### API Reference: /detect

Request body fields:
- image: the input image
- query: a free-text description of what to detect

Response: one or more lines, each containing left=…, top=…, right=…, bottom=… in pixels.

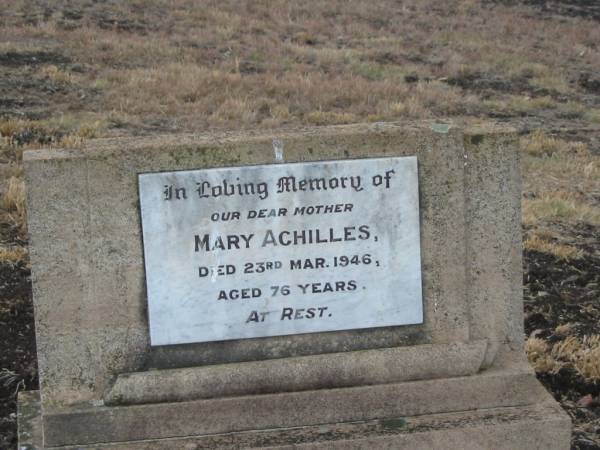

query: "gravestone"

left=19, top=122, right=570, bottom=449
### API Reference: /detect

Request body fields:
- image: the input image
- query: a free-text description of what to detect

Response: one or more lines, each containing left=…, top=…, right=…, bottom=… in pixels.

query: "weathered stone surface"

left=140, top=156, right=423, bottom=345
left=20, top=382, right=570, bottom=449
left=24, top=122, right=518, bottom=411
left=17, top=390, right=43, bottom=450
left=42, top=366, right=547, bottom=447
left=105, top=340, right=487, bottom=405
left=463, top=128, right=525, bottom=367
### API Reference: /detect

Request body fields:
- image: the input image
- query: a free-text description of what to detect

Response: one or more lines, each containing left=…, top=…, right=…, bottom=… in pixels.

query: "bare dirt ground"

left=524, top=225, right=600, bottom=449
left=0, top=1, right=599, bottom=448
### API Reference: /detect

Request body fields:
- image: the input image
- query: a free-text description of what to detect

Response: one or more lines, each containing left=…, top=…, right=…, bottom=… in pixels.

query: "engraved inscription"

left=139, top=156, right=423, bottom=346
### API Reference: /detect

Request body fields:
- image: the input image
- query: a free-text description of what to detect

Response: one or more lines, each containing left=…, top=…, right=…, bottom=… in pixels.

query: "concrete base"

left=19, top=376, right=571, bottom=449
left=19, top=389, right=570, bottom=450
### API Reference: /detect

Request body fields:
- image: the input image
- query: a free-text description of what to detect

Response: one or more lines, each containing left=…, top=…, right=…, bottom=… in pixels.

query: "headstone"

left=19, top=122, right=570, bottom=449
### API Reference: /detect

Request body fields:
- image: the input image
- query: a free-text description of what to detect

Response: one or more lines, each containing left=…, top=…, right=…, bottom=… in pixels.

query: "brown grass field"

left=0, top=1, right=599, bottom=448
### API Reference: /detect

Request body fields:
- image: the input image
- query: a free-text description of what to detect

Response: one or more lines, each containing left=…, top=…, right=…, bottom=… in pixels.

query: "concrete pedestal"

left=20, top=123, right=571, bottom=449
left=18, top=363, right=570, bottom=449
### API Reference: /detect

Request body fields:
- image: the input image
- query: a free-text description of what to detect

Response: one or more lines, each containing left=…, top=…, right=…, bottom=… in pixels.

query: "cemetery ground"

left=0, top=0, right=598, bottom=448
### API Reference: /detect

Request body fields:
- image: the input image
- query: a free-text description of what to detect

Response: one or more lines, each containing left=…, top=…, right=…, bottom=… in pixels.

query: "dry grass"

left=575, top=336, right=600, bottom=381
left=0, top=368, right=25, bottom=394
left=2, top=176, right=26, bottom=229
left=0, top=117, right=105, bottom=154
left=586, top=110, right=600, bottom=124
left=526, top=337, right=560, bottom=374
left=38, top=65, right=74, bottom=85
left=0, top=0, right=598, bottom=132
left=0, top=115, right=104, bottom=238
left=521, top=131, right=600, bottom=228
left=526, top=334, right=600, bottom=382
left=0, top=3, right=596, bottom=256
left=521, top=130, right=590, bottom=158
left=530, top=73, right=572, bottom=95
left=306, top=111, right=356, bottom=126
left=484, top=95, right=559, bottom=116
left=555, top=323, right=576, bottom=337
left=0, top=246, right=28, bottom=266
left=2, top=177, right=25, bottom=212
left=103, top=62, right=473, bottom=127
left=523, top=192, right=600, bottom=226
left=0, top=3, right=596, bottom=233
left=524, top=233, right=583, bottom=260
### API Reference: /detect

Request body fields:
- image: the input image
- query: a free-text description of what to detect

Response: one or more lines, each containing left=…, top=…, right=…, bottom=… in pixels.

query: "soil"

left=524, top=223, right=600, bottom=450
left=489, top=0, right=600, bottom=22
left=0, top=222, right=36, bottom=450
left=0, top=47, right=99, bottom=121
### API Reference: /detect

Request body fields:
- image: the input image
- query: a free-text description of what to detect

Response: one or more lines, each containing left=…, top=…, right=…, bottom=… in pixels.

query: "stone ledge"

left=22, top=120, right=516, bottom=162
left=44, top=366, right=547, bottom=447
left=105, top=340, right=487, bottom=406
left=20, top=387, right=570, bottom=449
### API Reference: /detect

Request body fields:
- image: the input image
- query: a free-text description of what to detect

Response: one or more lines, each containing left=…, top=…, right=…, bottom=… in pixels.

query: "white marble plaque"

left=139, top=156, right=423, bottom=346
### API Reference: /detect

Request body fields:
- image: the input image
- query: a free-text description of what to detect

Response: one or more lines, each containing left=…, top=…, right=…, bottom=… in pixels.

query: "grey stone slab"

left=139, top=156, right=423, bottom=345
left=44, top=367, right=546, bottom=447
left=20, top=389, right=571, bottom=450
left=59, top=399, right=572, bottom=450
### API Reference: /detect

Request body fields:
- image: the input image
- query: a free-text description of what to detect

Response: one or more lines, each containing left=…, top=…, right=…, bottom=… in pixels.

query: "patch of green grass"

left=523, top=194, right=600, bottom=226
left=381, top=418, right=407, bottom=429
left=530, top=73, right=572, bottom=94
left=585, top=109, right=600, bottom=124
left=484, top=95, right=558, bottom=115
left=351, top=62, right=388, bottom=81
left=556, top=101, right=587, bottom=119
